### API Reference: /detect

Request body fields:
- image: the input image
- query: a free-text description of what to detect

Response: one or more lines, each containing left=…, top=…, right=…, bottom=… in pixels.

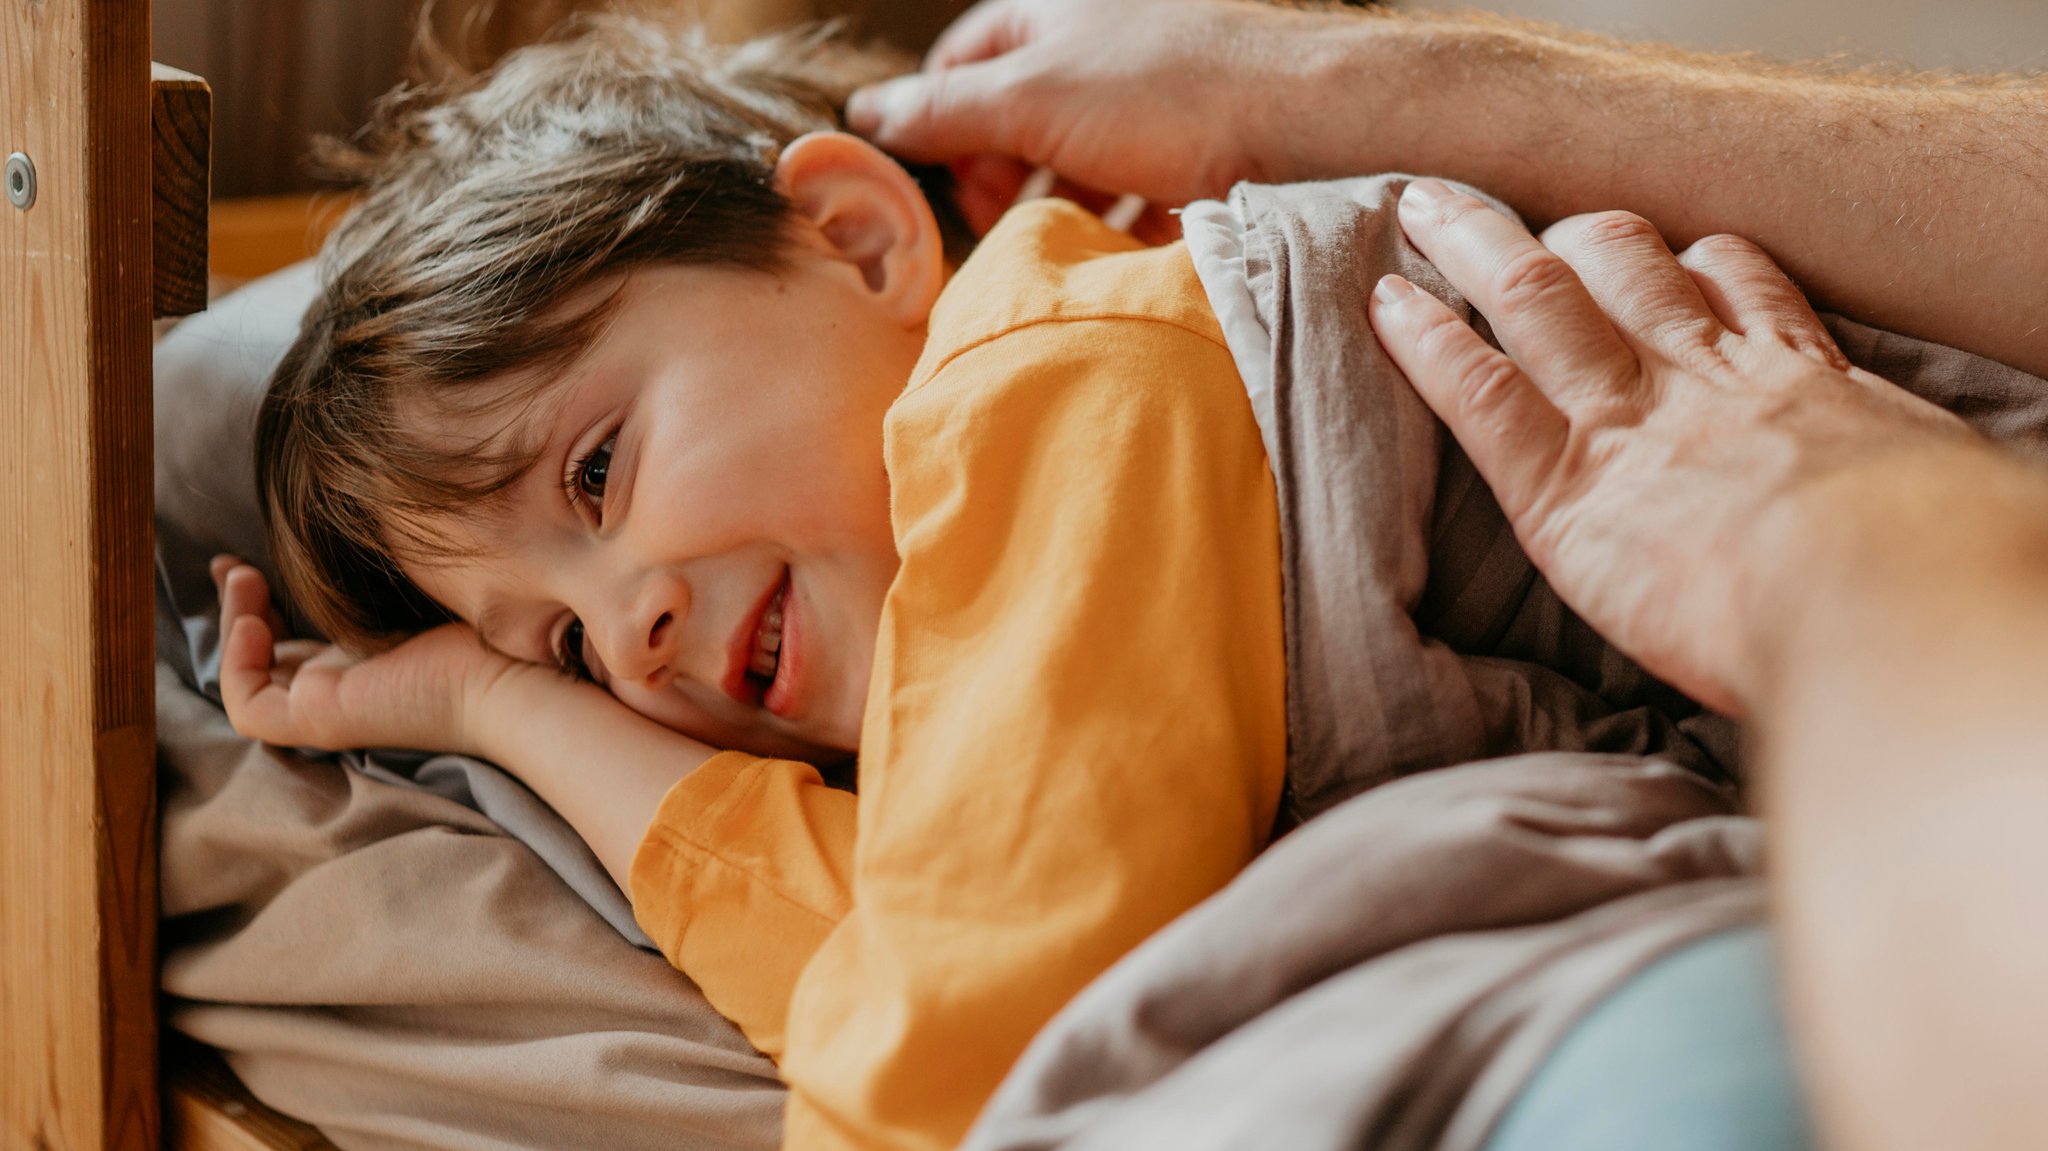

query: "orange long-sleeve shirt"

left=630, top=200, right=1287, bottom=1151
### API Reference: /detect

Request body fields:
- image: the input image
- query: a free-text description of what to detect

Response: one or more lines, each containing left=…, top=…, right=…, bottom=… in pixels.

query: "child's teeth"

left=749, top=585, right=787, bottom=680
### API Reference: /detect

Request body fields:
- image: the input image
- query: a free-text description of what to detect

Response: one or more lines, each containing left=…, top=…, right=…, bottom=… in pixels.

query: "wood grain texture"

left=152, top=62, right=210, bottom=318
left=1, top=2, right=159, bottom=1150
left=163, top=1040, right=337, bottom=1151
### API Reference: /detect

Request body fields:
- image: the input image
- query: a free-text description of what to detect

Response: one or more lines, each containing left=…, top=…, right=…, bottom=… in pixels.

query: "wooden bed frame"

left=2, top=3, right=334, bottom=1148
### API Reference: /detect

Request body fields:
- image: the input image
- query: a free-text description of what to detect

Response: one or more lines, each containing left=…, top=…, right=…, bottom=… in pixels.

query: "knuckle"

left=1657, top=305, right=1729, bottom=350
left=912, top=71, right=955, bottom=124
left=1426, top=188, right=1492, bottom=231
left=1575, top=210, right=1662, bottom=248
left=1458, top=355, right=1527, bottom=424
left=1492, top=247, right=1579, bottom=312
left=1674, top=331, right=1738, bottom=378
left=1682, top=232, right=1764, bottom=267
left=1409, top=306, right=1472, bottom=364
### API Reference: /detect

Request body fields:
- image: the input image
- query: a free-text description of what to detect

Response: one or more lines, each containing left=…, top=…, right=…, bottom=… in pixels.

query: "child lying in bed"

left=220, top=15, right=1286, bottom=1151
left=222, top=11, right=1782, bottom=1150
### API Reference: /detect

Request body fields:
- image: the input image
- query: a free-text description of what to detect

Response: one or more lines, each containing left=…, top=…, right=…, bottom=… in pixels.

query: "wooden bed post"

left=2, top=2, right=160, bottom=1149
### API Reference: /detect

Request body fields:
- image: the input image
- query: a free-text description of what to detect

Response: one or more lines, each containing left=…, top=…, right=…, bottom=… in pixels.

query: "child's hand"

left=212, top=556, right=529, bottom=756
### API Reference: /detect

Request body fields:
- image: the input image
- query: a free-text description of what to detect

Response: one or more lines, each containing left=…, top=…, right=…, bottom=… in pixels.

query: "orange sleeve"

left=775, top=315, right=1288, bottom=1151
left=629, top=750, right=856, bottom=1062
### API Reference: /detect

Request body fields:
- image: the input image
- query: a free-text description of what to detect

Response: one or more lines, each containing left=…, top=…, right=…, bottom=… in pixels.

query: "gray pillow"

left=155, top=259, right=324, bottom=697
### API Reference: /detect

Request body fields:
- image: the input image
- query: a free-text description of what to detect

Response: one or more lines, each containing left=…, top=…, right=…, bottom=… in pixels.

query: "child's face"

left=401, top=133, right=947, bottom=762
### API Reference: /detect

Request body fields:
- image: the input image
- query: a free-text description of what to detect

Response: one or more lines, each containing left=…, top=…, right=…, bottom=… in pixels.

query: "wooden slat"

left=0, top=1, right=159, bottom=1149
left=152, top=62, right=210, bottom=318
left=162, top=1040, right=336, bottom=1151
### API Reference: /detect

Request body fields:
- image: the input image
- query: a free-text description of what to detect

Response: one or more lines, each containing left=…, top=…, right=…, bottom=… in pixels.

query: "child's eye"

left=556, top=617, right=594, bottom=682
left=569, top=432, right=616, bottom=510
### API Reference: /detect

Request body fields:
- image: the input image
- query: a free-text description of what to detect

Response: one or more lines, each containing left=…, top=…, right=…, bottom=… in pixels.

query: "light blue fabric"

left=1484, top=926, right=1815, bottom=1151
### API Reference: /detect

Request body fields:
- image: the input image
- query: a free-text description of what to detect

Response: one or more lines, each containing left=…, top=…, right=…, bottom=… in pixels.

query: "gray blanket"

left=964, top=175, right=2048, bottom=1151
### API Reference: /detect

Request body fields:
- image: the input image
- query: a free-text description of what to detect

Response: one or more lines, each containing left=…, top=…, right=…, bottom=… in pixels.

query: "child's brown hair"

left=259, top=11, right=966, bottom=650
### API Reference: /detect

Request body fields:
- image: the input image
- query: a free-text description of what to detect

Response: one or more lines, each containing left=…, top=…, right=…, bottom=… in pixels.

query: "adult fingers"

left=1540, top=211, right=1728, bottom=365
left=1395, top=180, right=1638, bottom=411
left=1677, top=234, right=1850, bottom=370
left=925, top=0, right=1028, bottom=71
left=847, top=57, right=1027, bottom=165
left=1369, top=272, right=1571, bottom=527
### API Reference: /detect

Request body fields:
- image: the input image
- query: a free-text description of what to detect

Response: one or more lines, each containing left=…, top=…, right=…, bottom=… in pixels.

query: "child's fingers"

left=220, top=563, right=291, bottom=640
left=269, top=640, right=330, bottom=683
left=220, top=565, right=260, bottom=620
left=218, top=612, right=289, bottom=739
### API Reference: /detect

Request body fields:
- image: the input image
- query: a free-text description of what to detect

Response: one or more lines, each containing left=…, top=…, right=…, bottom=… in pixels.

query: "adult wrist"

left=1737, top=443, right=2048, bottom=716
left=1245, top=7, right=1405, bottom=185
left=1252, top=11, right=1545, bottom=187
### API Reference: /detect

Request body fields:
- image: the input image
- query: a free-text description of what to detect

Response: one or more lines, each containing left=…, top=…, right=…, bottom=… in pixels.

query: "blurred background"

left=151, top=0, right=2048, bottom=274
left=153, top=0, right=973, bottom=199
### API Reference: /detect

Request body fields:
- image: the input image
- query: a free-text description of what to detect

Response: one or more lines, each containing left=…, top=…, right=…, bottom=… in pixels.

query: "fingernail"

left=1400, top=178, right=1451, bottom=217
left=1374, top=274, right=1418, bottom=304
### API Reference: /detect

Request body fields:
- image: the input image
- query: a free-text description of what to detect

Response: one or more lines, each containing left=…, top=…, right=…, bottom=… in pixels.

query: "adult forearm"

left=1294, top=14, right=2048, bottom=374
left=1748, top=445, right=2048, bottom=1151
left=864, top=0, right=2044, bottom=366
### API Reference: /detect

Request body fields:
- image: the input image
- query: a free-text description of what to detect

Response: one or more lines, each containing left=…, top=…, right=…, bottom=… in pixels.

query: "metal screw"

left=6, top=153, right=36, bottom=210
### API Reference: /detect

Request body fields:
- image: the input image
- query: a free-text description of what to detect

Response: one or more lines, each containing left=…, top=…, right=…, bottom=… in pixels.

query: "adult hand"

left=1367, top=180, right=1971, bottom=716
left=848, top=0, right=1330, bottom=231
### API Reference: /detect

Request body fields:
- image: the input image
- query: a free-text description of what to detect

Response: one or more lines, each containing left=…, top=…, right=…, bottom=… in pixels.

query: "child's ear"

left=774, top=131, right=945, bottom=328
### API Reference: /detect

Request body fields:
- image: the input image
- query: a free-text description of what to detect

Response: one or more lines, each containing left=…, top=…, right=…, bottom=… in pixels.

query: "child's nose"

left=601, top=578, right=686, bottom=688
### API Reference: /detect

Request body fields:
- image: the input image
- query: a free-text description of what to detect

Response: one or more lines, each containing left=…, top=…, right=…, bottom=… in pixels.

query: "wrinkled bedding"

left=968, top=756, right=1763, bottom=1151
left=962, top=175, right=2048, bottom=1151
left=159, top=664, right=785, bottom=1151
